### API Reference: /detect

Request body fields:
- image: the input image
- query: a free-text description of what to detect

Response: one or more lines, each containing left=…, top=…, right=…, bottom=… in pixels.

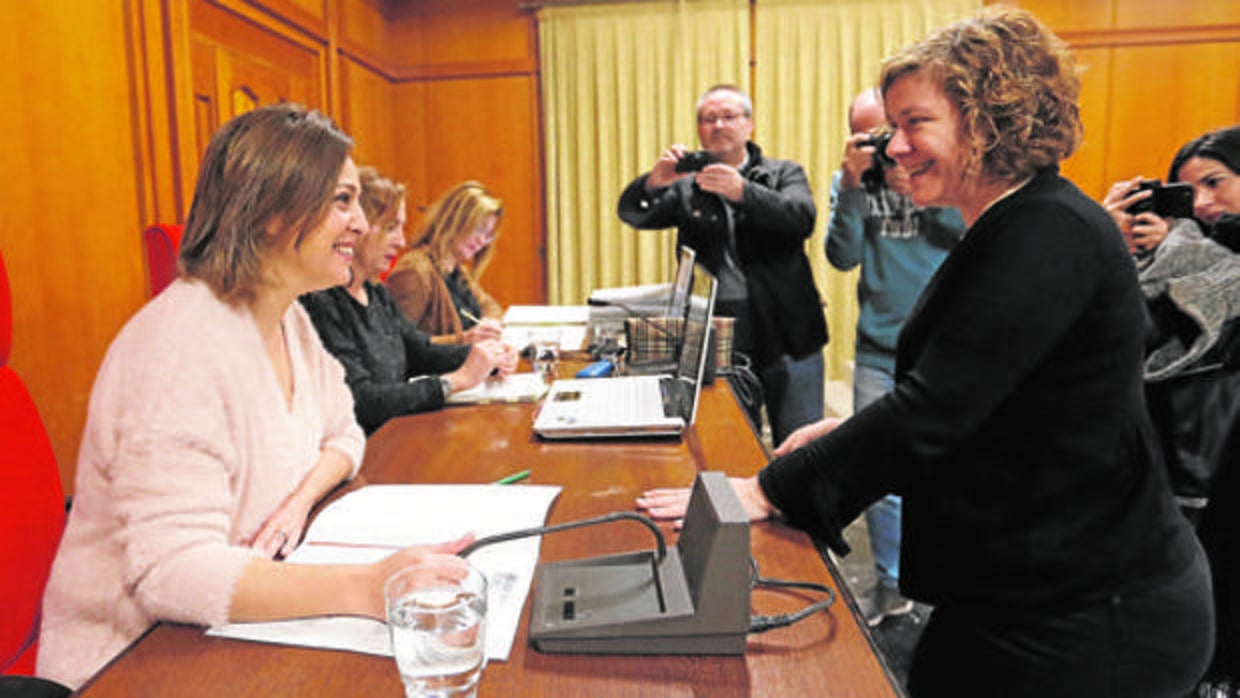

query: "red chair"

left=142, top=223, right=183, bottom=297
left=0, top=248, right=69, bottom=693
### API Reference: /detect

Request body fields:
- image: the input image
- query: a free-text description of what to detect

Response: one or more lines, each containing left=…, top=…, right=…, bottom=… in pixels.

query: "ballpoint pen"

left=460, top=308, right=483, bottom=325
left=493, top=469, right=531, bottom=485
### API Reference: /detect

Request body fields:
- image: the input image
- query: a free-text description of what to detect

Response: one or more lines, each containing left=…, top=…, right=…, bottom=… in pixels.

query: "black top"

left=445, top=269, right=483, bottom=330
left=760, top=167, right=1196, bottom=614
left=299, top=282, right=470, bottom=434
left=617, top=141, right=827, bottom=365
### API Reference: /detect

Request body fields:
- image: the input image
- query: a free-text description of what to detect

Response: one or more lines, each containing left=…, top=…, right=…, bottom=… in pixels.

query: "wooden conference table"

left=76, top=370, right=902, bottom=697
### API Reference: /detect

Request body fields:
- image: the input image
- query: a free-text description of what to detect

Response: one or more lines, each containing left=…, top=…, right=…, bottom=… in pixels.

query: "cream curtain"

left=539, top=1, right=749, bottom=303
left=539, top=0, right=979, bottom=379
left=754, top=0, right=979, bottom=378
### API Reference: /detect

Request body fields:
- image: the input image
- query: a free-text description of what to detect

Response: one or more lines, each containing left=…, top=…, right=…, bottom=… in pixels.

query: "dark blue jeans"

left=757, top=349, right=823, bottom=446
left=908, top=539, right=1214, bottom=698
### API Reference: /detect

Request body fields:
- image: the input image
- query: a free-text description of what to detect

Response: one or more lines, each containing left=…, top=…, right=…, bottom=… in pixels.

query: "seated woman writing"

left=299, top=167, right=516, bottom=435
left=386, top=181, right=506, bottom=344
left=38, top=104, right=472, bottom=691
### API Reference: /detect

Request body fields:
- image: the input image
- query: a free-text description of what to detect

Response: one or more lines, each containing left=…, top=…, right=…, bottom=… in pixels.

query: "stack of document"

left=208, top=483, right=561, bottom=661
left=501, top=306, right=589, bottom=351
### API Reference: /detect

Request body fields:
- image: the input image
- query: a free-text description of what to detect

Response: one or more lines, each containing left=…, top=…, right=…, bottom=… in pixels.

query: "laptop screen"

left=675, top=262, right=717, bottom=383
left=665, top=246, right=696, bottom=321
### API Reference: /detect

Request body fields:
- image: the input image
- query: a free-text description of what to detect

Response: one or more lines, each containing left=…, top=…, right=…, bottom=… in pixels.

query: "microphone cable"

left=458, top=511, right=667, bottom=562
left=718, top=351, right=764, bottom=430
left=458, top=510, right=836, bottom=636
left=746, top=556, right=837, bottom=634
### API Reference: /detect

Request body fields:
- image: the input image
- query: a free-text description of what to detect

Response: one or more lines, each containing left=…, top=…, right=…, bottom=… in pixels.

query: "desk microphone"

left=459, top=472, right=835, bottom=655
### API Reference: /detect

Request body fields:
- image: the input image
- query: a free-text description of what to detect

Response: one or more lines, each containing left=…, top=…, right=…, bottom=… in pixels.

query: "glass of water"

left=385, top=558, right=488, bottom=698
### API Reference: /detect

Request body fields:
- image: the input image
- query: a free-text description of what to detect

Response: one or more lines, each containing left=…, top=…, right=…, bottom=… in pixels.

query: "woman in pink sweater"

left=37, top=104, right=471, bottom=689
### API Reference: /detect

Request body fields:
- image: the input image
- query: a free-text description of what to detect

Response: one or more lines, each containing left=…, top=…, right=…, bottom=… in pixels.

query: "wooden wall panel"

left=1113, top=0, right=1239, bottom=31
left=411, top=76, right=546, bottom=306
left=387, top=0, right=537, bottom=79
left=339, top=57, right=400, bottom=176
left=338, top=0, right=394, bottom=67
left=0, top=1, right=148, bottom=484
left=391, top=81, right=430, bottom=210
left=1009, top=0, right=1240, bottom=199
left=1059, top=47, right=1112, bottom=198
left=243, top=0, right=328, bottom=36
left=1103, top=42, right=1240, bottom=183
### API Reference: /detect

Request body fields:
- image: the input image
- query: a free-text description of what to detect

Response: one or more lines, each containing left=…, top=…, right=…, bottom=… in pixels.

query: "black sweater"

left=760, top=167, right=1196, bottom=614
left=300, top=282, right=470, bottom=434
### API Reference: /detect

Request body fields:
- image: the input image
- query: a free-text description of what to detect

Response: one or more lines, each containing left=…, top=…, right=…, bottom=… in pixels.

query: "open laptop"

left=534, top=262, right=717, bottom=439
left=623, top=245, right=696, bottom=374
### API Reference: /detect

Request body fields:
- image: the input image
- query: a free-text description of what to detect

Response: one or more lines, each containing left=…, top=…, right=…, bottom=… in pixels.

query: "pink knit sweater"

left=37, top=279, right=365, bottom=689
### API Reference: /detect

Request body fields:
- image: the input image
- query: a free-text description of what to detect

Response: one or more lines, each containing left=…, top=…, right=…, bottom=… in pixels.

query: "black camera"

left=860, top=131, right=895, bottom=192
left=1125, top=180, right=1194, bottom=219
left=674, top=150, right=717, bottom=173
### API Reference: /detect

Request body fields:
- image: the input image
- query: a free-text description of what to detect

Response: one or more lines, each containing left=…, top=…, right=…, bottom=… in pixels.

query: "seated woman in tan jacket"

left=387, top=181, right=505, bottom=344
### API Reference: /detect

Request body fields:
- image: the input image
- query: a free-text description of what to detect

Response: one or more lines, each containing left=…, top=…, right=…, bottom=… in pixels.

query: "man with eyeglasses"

left=617, top=83, right=827, bottom=445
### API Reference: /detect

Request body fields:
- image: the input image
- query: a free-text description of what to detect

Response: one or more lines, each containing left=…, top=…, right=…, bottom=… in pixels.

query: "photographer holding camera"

left=617, top=84, right=828, bottom=445
left=1104, top=125, right=1240, bottom=696
left=806, top=87, right=965, bottom=628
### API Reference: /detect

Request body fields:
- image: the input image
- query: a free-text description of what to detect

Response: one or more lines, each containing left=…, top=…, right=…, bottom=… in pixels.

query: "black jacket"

left=617, top=142, right=827, bottom=365
left=760, top=167, right=1196, bottom=614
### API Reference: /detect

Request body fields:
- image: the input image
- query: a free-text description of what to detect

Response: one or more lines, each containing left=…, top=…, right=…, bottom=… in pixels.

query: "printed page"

left=207, top=484, right=561, bottom=661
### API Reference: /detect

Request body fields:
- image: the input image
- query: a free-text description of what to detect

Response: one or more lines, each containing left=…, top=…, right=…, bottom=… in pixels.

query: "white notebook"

left=446, top=372, right=549, bottom=405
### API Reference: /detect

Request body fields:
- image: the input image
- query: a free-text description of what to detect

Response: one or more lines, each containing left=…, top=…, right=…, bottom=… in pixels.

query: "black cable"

left=719, top=351, right=764, bottom=431
left=458, top=511, right=668, bottom=562
left=746, top=556, right=836, bottom=634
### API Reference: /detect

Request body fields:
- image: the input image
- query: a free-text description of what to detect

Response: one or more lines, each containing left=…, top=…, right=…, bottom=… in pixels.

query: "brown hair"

left=178, top=103, right=353, bottom=304
left=880, top=6, right=1082, bottom=185
left=411, top=181, right=503, bottom=278
left=357, top=166, right=407, bottom=233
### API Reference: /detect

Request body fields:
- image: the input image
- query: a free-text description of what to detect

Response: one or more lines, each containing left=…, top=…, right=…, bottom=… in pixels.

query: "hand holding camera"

left=859, top=130, right=896, bottom=193
left=1102, top=177, right=1193, bottom=254
left=842, top=130, right=895, bottom=191
left=646, top=145, right=695, bottom=189
left=1124, top=180, right=1194, bottom=219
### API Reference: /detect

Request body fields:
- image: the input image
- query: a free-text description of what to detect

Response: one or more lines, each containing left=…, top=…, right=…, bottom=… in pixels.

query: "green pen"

left=493, top=469, right=531, bottom=485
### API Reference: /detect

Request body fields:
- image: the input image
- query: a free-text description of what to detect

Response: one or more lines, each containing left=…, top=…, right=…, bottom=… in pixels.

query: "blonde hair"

left=880, top=6, right=1082, bottom=185
left=179, top=103, right=352, bottom=304
left=412, top=181, right=503, bottom=277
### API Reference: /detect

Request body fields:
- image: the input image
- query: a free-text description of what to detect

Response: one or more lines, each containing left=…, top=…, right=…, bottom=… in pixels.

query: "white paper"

left=502, top=305, right=591, bottom=326
left=207, top=484, right=561, bottom=662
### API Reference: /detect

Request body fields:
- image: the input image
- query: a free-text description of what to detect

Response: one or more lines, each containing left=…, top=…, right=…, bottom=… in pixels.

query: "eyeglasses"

left=470, top=224, right=497, bottom=243
left=697, top=112, right=747, bottom=126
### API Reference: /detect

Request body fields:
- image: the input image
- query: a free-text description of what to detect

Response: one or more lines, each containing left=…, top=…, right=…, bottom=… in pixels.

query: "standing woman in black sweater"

left=639, top=8, right=1213, bottom=697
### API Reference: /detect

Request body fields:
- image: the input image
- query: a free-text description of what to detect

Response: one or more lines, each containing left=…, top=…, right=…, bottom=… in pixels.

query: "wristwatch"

left=438, top=375, right=453, bottom=398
